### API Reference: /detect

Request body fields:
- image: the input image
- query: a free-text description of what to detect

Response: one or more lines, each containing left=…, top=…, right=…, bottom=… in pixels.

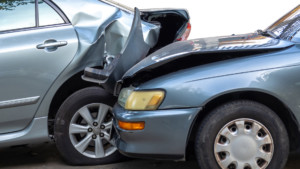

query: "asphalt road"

left=0, top=143, right=298, bottom=169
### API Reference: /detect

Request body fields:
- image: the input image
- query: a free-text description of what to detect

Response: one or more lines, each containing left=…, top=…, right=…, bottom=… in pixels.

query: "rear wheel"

left=194, top=100, right=289, bottom=169
left=54, top=87, right=123, bottom=165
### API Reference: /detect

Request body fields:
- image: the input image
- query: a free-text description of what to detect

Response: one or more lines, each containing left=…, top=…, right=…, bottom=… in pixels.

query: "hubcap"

left=214, top=118, right=274, bottom=169
left=69, top=103, right=117, bottom=158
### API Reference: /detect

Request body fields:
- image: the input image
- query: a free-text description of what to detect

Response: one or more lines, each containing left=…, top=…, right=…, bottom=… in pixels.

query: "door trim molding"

left=0, top=96, right=40, bottom=109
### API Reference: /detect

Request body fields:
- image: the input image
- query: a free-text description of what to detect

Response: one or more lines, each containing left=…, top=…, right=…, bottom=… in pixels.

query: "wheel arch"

left=186, top=90, right=300, bottom=156
left=48, top=71, right=98, bottom=135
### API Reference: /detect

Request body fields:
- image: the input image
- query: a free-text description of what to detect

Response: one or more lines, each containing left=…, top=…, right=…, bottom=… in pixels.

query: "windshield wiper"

left=257, top=29, right=279, bottom=39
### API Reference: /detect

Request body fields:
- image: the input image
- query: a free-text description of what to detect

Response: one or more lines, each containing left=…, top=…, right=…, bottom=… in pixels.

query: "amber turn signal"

left=118, top=121, right=145, bottom=130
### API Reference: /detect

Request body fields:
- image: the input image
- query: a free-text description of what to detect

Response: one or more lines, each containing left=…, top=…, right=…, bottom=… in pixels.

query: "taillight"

left=177, top=22, right=191, bottom=41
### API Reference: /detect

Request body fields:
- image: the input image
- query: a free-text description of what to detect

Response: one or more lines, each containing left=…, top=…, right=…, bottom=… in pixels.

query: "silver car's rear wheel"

left=214, top=118, right=274, bottom=169
left=69, top=103, right=117, bottom=159
left=55, top=87, right=123, bottom=165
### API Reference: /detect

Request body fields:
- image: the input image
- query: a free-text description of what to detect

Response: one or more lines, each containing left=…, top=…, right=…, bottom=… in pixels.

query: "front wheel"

left=195, top=100, right=289, bottom=169
left=54, top=87, right=123, bottom=165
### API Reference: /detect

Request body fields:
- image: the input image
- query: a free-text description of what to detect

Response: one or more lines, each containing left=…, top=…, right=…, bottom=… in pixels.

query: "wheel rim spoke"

left=257, top=149, right=272, bottom=162
left=95, top=137, right=105, bottom=158
left=257, top=135, right=272, bottom=147
left=96, top=104, right=109, bottom=124
left=236, top=161, right=244, bottom=169
left=103, top=120, right=113, bottom=130
left=215, top=143, right=230, bottom=153
left=251, top=122, right=262, bottom=137
left=235, top=120, right=245, bottom=134
left=69, top=124, right=89, bottom=134
left=219, top=156, right=234, bottom=168
left=78, top=106, right=94, bottom=126
left=249, top=159, right=260, bottom=169
left=220, top=127, right=235, bottom=140
left=75, top=133, right=93, bottom=153
left=103, top=131, right=111, bottom=141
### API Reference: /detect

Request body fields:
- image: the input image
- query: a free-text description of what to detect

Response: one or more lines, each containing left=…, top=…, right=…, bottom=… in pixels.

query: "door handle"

left=36, top=40, right=68, bottom=49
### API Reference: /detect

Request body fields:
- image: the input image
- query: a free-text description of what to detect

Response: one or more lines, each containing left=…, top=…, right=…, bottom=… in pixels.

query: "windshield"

left=266, top=5, right=300, bottom=41
left=100, top=0, right=134, bottom=13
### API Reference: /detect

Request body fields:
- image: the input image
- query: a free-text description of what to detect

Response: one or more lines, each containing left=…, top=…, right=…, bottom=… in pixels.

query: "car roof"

left=51, top=0, right=132, bottom=23
left=51, top=0, right=107, bottom=22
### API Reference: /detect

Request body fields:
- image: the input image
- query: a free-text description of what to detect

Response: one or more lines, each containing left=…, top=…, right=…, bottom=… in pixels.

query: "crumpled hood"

left=122, top=33, right=294, bottom=79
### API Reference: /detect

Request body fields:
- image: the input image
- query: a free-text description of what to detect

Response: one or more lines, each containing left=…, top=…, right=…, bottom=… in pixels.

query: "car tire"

left=194, top=100, right=289, bottom=169
left=54, top=86, right=124, bottom=165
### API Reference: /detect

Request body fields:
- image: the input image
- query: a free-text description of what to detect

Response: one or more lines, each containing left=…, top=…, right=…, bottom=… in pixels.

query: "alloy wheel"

left=69, top=103, right=117, bottom=158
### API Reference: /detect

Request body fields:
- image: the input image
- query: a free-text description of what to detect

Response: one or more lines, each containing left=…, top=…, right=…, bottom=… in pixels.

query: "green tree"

left=0, top=0, right=35, bottom=10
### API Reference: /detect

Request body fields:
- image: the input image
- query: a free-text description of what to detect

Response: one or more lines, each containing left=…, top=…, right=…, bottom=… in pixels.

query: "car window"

left=0, top=0, right=36, bottom=32
left=38, top=0, right=64, bottom=26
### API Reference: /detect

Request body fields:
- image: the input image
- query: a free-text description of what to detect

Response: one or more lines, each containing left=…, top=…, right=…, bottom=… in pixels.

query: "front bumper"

left=113, top=104, right=201, bottom=160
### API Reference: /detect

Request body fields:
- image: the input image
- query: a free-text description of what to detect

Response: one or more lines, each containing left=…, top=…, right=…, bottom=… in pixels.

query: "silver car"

left=0, top=0, right=190, bottom=165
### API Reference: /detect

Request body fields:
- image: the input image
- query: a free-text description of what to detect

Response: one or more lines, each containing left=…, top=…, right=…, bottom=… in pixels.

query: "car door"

left=0, top=0, right=78, bottom=133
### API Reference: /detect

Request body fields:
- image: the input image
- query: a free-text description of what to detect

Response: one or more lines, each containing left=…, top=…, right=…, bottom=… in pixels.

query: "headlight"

left=118, top=87, right=165, bottom=110
left=118, top=87, right=134, bottom=108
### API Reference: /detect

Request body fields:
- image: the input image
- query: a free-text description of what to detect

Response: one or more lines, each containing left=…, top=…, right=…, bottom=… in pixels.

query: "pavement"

left=0, top=143, right=298, bottom=169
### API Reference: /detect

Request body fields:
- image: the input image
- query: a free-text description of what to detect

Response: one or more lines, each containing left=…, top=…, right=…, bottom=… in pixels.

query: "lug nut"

left=93, top=122, right=98, bottom=126
left=88, top=128, right=93, bottom=132
left=100, top=133, right=104, bottom=137
left=92, top=135, right=97, bottom=139
left=100, top=125, right=105, bottom=129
